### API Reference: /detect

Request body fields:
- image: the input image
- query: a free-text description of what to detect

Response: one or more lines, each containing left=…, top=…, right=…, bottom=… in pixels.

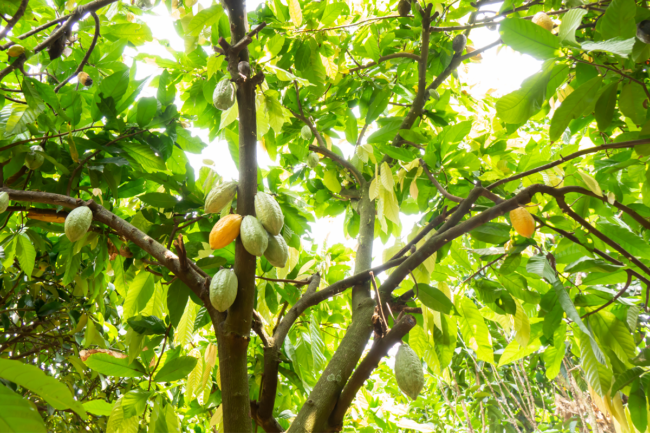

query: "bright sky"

left=128, top=0, right=542, bottom=267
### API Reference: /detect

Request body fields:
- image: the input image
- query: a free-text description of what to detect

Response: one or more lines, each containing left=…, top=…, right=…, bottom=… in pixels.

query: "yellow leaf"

left=513, top=300, right=530, bottom=348
left=320, top=54, right=338, bottom=79
left=288, top=0, right=302, bottom=27
left=578, top=171, right=602, bottom=197
left=380, top=162, right=394, bottom=191
left=369, top=178, right=379, bottom=201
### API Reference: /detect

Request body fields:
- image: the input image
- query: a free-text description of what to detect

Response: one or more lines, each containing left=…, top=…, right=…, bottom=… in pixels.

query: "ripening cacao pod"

left=213, top=78, right=235, bottom=111
left=240, top=215, right=268, bottom=256
left=25, top=145, right=44, bottom=170
left=205, top=181, right=238, bottom=214
left=452, top=34, right=466, bottom=54
left=209, top=269, right=238, bottom=312
left=510, top=207, right=535, bottom=238
left=532, top=12, right=554, bottom=31
left=264, top=232, right=289, bottom=268
left=254, top=192, right=284, bottom=236
left=307, top=152, right=319, bottom=169
left=78, top=71, right=93, bottom=86
left=0, top=192, right=9, bottom=213
left=209, top=214, right=242, bottom=249
left=301, top=125, right=312, bottom=141
left=65, top=206, right=93, bottom=242
left=394, top=344, right=424, bottom=400
left=7, top=45, right=25, bottom=57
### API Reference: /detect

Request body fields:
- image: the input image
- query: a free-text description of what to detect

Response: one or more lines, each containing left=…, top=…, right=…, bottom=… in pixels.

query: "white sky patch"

left=131, top=1, right=543, bottom=266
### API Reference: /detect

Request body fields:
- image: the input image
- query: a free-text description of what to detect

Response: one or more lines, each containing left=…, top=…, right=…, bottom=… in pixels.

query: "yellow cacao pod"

left=394, top=344, right=424, bottom=400
left=532, top=12, right=554, bottom=31
left=264, top=232, right=289, bottom=268
left=209, top=214, right=242, bottom=249
left=65, top=206, right=93, bottom=242
left=0, top=192, right=9, bottom=213
left=205, top=181, right=238, bottom=214
left=510, top=207, right=535, bottom=238
left=209, top=269, right=238, bottom=312
left=7, top=45, right=25, bottom=57
left=78, top=71, right=93, bottom=86
left=254, top=192, right=284, bottom=236
left=240, top=215, right=268, bottom=256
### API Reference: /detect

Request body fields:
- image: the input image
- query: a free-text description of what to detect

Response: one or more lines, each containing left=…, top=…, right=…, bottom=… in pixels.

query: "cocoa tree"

left=1, top=0, right=650, bottom=432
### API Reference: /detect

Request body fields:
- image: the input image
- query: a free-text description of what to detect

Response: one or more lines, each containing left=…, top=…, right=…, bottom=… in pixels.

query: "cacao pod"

left=205, top=181, right=238, bottom=214
left=307, top=152, right=319, bottom=169
left=7, top=45, right=25, bottom=57
left=25, top=145, right=44, bottom=170
left=428, top=89, right=440, bottom=100
left=209, top=214, right=242, bottom=249
left=532, top=12, right=554, bottom=31
left=510, top=207, right=535, bottom=238
left=0, top=192, right=8, bottom=213
left=254, top=192, right=284, bottom=236
left=240, top=215, right=268, bottom=256
left=638, top=20, right=650, bottom=44
left=397, top=0, right=411, bottom=17
left=264, top=232, right=289, bottom=268
left=394, top=344, right=424, bottom=400
left=209, top=269, right=238, bottom=312
left=452, top=34, right=466, bottom=54
left=301, top=125, right=312, bottom=141
left=65, top=206, right=93, bottom=242
left=135, top=0, right=153, bottom=10
left=213, top=78, right=235, bottom=111
left=78, top=71, right=93, bottom=86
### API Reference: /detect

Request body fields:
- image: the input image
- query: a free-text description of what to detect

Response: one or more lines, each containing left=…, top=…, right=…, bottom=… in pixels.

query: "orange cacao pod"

left=209, top=214, right=242, bottom=249
left=510, top=207, right=535, bottom=238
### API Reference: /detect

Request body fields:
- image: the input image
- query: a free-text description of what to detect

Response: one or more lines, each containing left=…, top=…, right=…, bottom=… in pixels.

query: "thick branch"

left=308, top=143, right=364, bottom=185
left=0, top=16, right=67, bottom=51
left=328, top=315, right=417, bottom=428
left=54, top=12, right=100, bottom=93
left=419, top=158, right=462, bottom=202
left=0, top=0, right=29, bottom=41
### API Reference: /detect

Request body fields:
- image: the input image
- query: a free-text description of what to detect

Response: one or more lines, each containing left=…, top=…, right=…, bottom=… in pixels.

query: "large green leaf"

left=558, top=9, right=588, bottom=46
left=549, top=76, right=602, bottom=141
left=153, top=356, right=198, bottom=382
left=458, top=298, right=494, bottom=364
left=417, top=284, right=458, bottom=315
left=499, top=18, right=560, bottom=59
left=0, top=384, right=46, bottom=433
left=84, top=353, right=146, bottom=378
left=0, top=359, right=86, bottom=419
left=469, top=222, right=511, bottom=244
left=596, top=0, right=636, bottom=40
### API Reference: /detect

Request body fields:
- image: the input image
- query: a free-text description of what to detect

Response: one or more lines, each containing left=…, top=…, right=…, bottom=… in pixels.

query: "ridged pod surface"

left=264, top=232, right=289, bottom=268
left=240, top=215, right=268, bottom=256
left=254, top=192, right=284, bottom=236
left=25, top=145, right=44, bottom=170
left=213, top=78, right=235, bottom=110
left=65, top=206, right=93, bottom=242
left=0, top=192, right=9, bottom=213
left=307, top=152, right=319, bottom=169
left=394, top=344, right=424, bottom=400
left=209, top=269, right=238, bottom=312
left=301, top=125, right=312, bottom=140
left=510, top=207, right=535, bottom=238
left=209, top=214, right=243, bottom=249
left=205, top=181, right=238, bottom=214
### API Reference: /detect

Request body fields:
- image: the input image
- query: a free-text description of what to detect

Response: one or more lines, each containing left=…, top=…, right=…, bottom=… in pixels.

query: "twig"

left=0, top=126, right=103, bottom=153
left=55, top=12, right=100, bottom=93
left=0, top=0, right=29, bottom=40
left=369, top=271, right=388, bottom=334
left=255, top=275, right=310, bottom=286
left=295, top=15, right=411, bottom=33
left=582, top=271, right=633, bottom=318
left=148, top=323, right=172, bottom=391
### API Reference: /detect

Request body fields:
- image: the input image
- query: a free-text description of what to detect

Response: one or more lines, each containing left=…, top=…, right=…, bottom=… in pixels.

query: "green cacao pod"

left=301, top=125, right=312, bottom=141
left=307, top=152, right=319, bottom=169
left=264, top=232, right=289, bottom=268
left=205, top=181, right=238, bottom=214
left=25, top=145, right=44, bottom=170
left=394, top=344, right=424, bottom=400
left=240, top=215, right=268, bottom=256
left=213, top=78, right=235, bottom=111
left=0, top=192, right=9, bottom=213
left=209, top=269, right=238, bottom=312
left=135, top=0, right=153, bottom=9
left=7, top=45, right=25, bottom=57
left=254, top=192, right=284, bottom=236
left=65, top=206, right=93, bottom=242
left=428, top=89, right=440, bottom=100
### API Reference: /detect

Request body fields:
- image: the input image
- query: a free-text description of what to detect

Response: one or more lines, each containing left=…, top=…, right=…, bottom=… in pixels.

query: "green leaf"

left=15, top=233, right=35, bottom=281
left=499, top=254, right=521, bottom=275
left=83, top=400, right=115, bottom=416
left=136, top=97, right=158, bottom=128
left=549, top=76, right=602, bottom=141
left=564, top=257, right=623, bottom=273
left=499, top=18, right=560, bottom=59
left=558, top=8, right=588, bottom=46
left=597, top=220, right=650, bottom=260
left=121, top=389, right=152, bottom=418
left=611, top=367, right=644, bottom=394
left=619, top=81, right=647, bottom=125
left=0, top=384, right=46, bottom=433
left=595, top=81, right=619, bottom=131
left=596, top=0, right=636, bottom=40
left=167, top=279, right=190, bottom=328
left=496, top=65, right=553, bottom=124
left=122, top=271, right=156, bottom=320
left=365, top=89, right=390, bottom=124
left=323, top=169, right=342, bottom=193
left=469, top=222, right=511, bottom=244
left=120, top=141, right=167, bottom=172
left=139, top=192, right=178, bottom=209
left=0, top=359, right=87, bottom=419
left=578, top=330, right=608, bottom=395
left=629, top=379, right=648, bottom=432
left=187, top=5, right=222, bottom=36
left=417, top=284, right=458, bottom=315
left=458, top=297, right=494, bottom=364
left=127, top=315, right=167, bottom=335
left=84, top=353, right=145, bottom=378
left=153, top=356, right=199, bottom=382
left=582, top=38, right=636, bottom=57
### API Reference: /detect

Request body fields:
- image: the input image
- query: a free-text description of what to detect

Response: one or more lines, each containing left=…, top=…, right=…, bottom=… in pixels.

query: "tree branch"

left=0, top=0, right=29, bottom=41
left=419, top=158, right=462, bottom=202
left=54, top=12, right=100, bottom=93
left=347, top=52, right=421, bottom=72
left=582, top=271, right=633, bottom=318
left=308, top=143, right=364, bottom=185
left=0, top=126, right=103, bottom=153
left=295, top=15, right=412, bottom=33
left=328, top=315, right=417, bottom=429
